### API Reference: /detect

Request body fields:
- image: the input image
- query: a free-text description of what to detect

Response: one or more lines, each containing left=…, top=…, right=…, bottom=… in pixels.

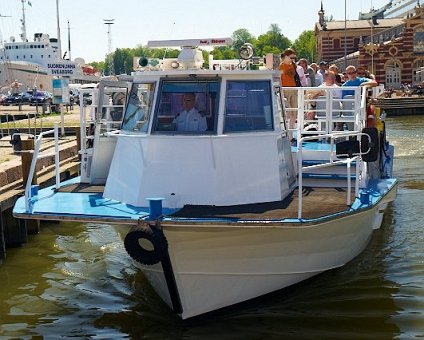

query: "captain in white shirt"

left=174, top=93, right=207, bottom=132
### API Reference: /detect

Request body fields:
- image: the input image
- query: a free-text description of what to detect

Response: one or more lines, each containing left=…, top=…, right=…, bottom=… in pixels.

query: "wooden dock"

left=376, top=95, right=424, bottom=115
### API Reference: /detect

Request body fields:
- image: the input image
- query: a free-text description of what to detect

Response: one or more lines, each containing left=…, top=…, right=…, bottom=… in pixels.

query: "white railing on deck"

left=281, top=86, right=368, bottom=139
left=297, top=131, right=371, bottom=219
left=24, top=124, right=60, bottom=212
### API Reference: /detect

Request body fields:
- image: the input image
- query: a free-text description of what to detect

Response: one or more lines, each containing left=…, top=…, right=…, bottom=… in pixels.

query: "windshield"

left=121, top=82, right=155, bottom=132
left=152, top=79, right=220, bottom=134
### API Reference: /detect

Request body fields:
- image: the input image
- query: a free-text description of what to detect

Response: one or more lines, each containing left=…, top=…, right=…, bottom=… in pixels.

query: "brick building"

left=315, top=2, right=424, bottom=88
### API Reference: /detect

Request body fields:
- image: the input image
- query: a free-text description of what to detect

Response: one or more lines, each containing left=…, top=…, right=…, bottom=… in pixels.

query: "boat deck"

left=13, top=177, right=398, bottom=225
left=171, top=187, right=354, bottom=220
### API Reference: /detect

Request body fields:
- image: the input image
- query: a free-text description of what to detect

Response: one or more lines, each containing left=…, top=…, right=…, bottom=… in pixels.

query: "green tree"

left=210, top=46, right=237, bottom=61
left=89, top=61, right=105, bottom=74
left=231, top=28, right=256, bottom=52
left=255, top=24, right=291, bottom=56
left=113, top=48, right=134, bottom=75
left=292, top=30, right=316, bottom=63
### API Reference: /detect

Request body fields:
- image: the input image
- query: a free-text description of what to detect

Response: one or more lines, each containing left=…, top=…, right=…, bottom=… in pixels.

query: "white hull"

left=120, top=194, right=394, bottom=319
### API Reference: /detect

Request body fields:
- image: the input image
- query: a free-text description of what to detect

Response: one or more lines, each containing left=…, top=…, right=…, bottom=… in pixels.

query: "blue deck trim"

left=302, top=160, right=356, bottom=167
left=13, top=176, right=398, bottom=225
left=13, top=177, right=177, bottom=222
left=302, top=173, right=356, bottom=179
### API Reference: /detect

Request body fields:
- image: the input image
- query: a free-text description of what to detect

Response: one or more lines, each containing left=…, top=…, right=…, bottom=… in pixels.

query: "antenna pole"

left=67, top=20, right=71, bottom=60
left=20, top=0, right=27, bottom=42
left=104, top=19, right=115, bottom=75
left=56, top=0, right=62, bottom=59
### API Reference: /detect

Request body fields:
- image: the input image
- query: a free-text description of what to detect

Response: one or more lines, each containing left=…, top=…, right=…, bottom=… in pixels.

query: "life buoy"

left=366, top=104, right=376, bottom=128
left=124, top=225, right=168, bottom=265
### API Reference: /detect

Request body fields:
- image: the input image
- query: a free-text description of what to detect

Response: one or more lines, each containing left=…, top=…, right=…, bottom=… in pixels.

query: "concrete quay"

left=0, top=105, right=82, bottom=262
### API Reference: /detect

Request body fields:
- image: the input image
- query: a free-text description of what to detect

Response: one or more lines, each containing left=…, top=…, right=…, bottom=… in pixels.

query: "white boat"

left=0, top=0, right=99, bottom=93
left=13, top=37, right=397, bottom=320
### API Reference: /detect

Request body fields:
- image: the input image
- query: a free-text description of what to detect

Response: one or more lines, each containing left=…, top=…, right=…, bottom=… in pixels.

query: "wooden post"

left=0, top=210, right=6, bottom=261
left=20, top=139, right=40, bottom=234
left=75, top=127, right=81, bottom=160
left=21, top=139, right=37, bottom=186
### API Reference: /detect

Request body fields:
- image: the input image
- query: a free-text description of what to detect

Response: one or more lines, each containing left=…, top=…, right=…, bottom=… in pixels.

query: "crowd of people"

left=279, top=47, right=377, bottom=91
left=279, top=47, right=378, bottom=142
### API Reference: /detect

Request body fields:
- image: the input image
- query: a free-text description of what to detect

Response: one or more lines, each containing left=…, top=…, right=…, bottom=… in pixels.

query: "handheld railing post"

left=297, top=138, right=304, bottom=219
left=296, top=132, right=369, bottom=219
left=24, top=125, right=60, bottom=212
left=54, top=124, right=60, bottom=189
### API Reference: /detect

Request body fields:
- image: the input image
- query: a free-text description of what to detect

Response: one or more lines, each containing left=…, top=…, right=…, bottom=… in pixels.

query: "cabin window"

left=121, top=82, right=155, bottom=132
left=152, top=79, right=219, bottom=134
left=224, top=80, right=274, bottom=132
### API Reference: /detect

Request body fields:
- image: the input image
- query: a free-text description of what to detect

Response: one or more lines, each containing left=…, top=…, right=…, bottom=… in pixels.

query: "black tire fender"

left=124, top=225, right=168, bottom=265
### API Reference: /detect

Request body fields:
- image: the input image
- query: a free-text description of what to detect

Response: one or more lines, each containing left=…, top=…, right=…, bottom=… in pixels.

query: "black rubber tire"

left=124, top=226, right=167, bottom=265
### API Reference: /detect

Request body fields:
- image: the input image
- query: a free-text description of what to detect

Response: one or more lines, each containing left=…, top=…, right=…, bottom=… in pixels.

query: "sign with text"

left=52, top=78, right=70, bottom=104
left=47, top=62, right=77, bottom=76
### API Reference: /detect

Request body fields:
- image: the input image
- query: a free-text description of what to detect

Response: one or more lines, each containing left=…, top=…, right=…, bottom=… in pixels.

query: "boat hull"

left=117, top=189, right=395, bottom=319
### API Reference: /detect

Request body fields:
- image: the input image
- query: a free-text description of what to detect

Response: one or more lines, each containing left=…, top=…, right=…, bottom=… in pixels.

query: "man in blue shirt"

left=342, top=65, right=378, bottom=97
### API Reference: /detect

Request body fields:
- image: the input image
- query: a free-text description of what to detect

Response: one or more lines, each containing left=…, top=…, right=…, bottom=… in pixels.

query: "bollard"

left=147, top=198, right=164, bottom=219
left=360, top=191, right=370, bottom=205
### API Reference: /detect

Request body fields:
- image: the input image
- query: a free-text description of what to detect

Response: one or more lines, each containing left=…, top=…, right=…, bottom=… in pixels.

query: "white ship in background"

left=0, top=0, right=100, bottom=93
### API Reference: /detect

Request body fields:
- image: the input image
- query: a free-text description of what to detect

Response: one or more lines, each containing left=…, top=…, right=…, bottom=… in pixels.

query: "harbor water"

left=0, top=116, right=423, bottom=339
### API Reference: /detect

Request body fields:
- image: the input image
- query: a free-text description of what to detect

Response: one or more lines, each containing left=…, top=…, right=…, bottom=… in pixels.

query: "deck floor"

left=57, top=183, right=105, bottom=193
left=56, top=184, right=354, bottom=220
left=172, top=187, right=355, bottom=220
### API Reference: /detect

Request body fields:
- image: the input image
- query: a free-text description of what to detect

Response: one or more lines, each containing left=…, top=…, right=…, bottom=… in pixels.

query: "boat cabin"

left=75, top=38, right=381, bottom=212
left=92, top=68, right=297, bottom=209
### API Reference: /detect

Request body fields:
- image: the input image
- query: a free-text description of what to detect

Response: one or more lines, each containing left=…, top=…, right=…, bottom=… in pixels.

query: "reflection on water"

left=0, top=116, right=423, bottom=338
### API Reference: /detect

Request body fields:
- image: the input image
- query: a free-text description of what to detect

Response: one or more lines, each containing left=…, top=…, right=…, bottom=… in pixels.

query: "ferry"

left=0, top=0, right=99, bottom=93
left=13, top=37, right=397, bottom=319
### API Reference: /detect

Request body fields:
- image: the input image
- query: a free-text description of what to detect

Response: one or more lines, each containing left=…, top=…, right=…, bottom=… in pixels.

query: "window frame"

left=151, top=77, right=221, bottom=135
left=224, top=79, right=274, bottom=133
left=121, top=82, right=156, bottom=133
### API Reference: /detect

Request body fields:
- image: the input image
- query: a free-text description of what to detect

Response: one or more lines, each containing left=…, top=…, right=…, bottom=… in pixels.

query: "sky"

left=0, top=0, right=394, bottom=63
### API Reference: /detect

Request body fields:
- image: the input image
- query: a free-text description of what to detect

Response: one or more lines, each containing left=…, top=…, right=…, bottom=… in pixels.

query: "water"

left=0, top=116, right=423, bottom=339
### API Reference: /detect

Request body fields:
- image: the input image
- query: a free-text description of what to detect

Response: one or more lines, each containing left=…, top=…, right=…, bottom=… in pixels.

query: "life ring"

left=124, top=225, right=168, bottom=265
left=366, top=104, right=376, bottom=128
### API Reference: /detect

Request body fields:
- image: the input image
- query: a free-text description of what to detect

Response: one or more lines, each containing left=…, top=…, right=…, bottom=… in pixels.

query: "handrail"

left=297, top=131, right=371, bottom=219
left=24, top=123, right=59, bottom=212
left=281, top=86, right=366, bottom=140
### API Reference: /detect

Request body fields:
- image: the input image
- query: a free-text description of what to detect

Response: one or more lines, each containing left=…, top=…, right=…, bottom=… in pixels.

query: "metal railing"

left=24, top=123, right=60, bottom=212
left=280, top=86, right=369, bottom=140
left=297, top=131, right=371, bottom=219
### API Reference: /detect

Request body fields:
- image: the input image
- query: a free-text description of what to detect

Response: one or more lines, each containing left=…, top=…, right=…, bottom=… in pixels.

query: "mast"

left=67, top=20, right=71, bottom=60
left=20, top=0, right=27, bottom=42
left=56, top=0, right=62, bottom=59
